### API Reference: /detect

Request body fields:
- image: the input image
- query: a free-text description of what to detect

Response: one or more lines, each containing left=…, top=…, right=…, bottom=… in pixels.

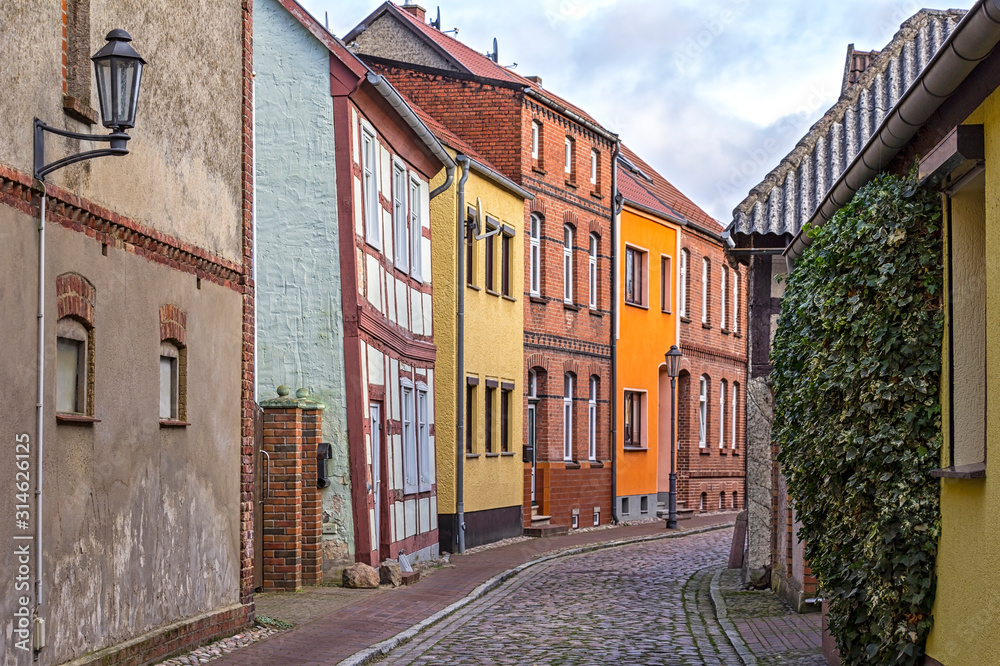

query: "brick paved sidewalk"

left=208, top=513, right=738, bottom=666
left=717, top=568, right=824, bottom=665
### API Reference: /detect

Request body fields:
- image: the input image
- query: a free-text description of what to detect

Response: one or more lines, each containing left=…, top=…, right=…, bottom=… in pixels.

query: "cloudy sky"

left=301, top=0, right=948, bottom=222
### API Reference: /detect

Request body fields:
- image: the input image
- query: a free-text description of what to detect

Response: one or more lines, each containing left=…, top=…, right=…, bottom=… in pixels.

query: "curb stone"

left=710, top=567, right=758, bottom=666
left=339, top=522, right=736, bottom=665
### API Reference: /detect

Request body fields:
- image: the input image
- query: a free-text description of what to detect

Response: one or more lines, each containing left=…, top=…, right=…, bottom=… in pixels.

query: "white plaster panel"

left=422, top=292, right=433, bottom=336
left=419, top=179, right=430, bottom=229
left=390, top=359, right=400, bottom=419
left=351, top=107, right=359, bottom=162
left=410, top=288, right=423, bottom=335
left=393, top=433, right=404, bottom=492
left=394, top=503, right=404, bottom=543
left=354, top=177, right=364, bottom=239
left=370, top=508, right=377, bottom=551
left=426, top=369, right=434, bottom=417
left=421, top=237, right=431, bottom=285
left=360, top=341, right=369, bottom=414
left=365, top=432, right=371, bottom=466
left=357, top=248, right=365, bottom=299
left=390, top=504, right=396, bottom=543
left=419, top=497, right=430, bottom=534
left=430, top=496, right=438, bottom=530
left=382, top=209, right=393, bottom=268
left=396, top=279, right=409, bottom=330
left=404, top=499, right=417, bottom=539
left=365, top=254, right=382, bottom=310
left=428, top=435, right=436, bottom=484
left=386, top=271, right=397, bottom=324
left=380, top=145, right=392, bottom=195
left=367, top=345, right=385, bottom=386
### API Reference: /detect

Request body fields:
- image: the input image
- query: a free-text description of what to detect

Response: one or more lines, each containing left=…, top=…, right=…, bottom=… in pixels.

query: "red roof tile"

left=618, top=144, right=722, bottom=232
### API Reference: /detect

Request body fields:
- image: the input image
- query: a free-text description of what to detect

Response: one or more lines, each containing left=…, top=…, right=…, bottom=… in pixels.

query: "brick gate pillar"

left=260, top=386, right=326, bottom=592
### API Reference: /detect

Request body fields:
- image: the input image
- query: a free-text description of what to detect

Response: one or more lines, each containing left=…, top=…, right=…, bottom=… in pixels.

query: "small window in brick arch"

left=721, top=264, right=729, bottom=329
left=56, top=318, right=92, bottom=416
left=700, top=492, right=707, bottom=511
left=531, top=121, right=541, bottom=160
left=733, top=270, right=740, bottom=333
left=159, top=342, right=185, bottom=421
left=590, top=149, right=599, bottom=187
left=563, top=225, right=574, bottom=304
left=589, top=234, right=599, bottom=310
left=702, top=257, right=710, bottom=324
left=719, top=492, right=725, bottom=510
left=698, top=375, right=708, bottom=448
left=564, top=136, right=574, bottom=175
left=732, top=491, right=739, bottom=509
left=563, top=373, right=574, bottom=461
left=529, top=214, right=542, bottom=296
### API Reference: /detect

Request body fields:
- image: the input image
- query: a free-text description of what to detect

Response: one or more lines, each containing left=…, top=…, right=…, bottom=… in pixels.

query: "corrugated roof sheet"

left=728, top=9, right=966, bottom=240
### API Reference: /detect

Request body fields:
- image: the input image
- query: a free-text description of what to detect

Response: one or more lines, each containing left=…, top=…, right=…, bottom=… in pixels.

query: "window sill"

left=661, top=309, right=673, bottom=315
left=564, top=460, right=581, bottom=469
left=699, top=449, right=711, bottom=455
left=589, top=309, right=603, bottom=318
left=56, top=413, right=100, bottom=425
left=623, top=446, right=647, bottom=452
left=589, top=460, right=604, bottom=468
left=702, top=322, right=712, bottom=329
left=466, top=283, right=481, bottom=291
left=590, top=190, right=603, bottom=200
left=734, top=332, right=742, bottom=339
left=625, top=301, right=649, bottom=310
left=565, top=179, right=577, bottom=189
left=563, top=302, right=581, bottom=312
left=719, top=449, right=728, bottom=455
left=930, top=463, right=986, bottom=479
left=532, top=166, right=546, bottom=175
left=721, top=328, right=731, bottom=336
left=680, top=316, right=692, bottom=324
left=486, top=289, right=501, bottom=297
left=501, top=452, right=516, bottom=457
left=486, top=452, right=501, bottom=458
left=160, top=420, right=191, bottom=428
left=529, top=295, right=547, bottom=305
left=502, top=295, right=518, bottom=303
left=466, top=453, right=481, bottom=459
left=731, top=450, right=739, bottom=456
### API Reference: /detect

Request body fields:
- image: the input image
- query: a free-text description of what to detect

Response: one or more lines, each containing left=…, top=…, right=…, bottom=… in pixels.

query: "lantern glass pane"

left=94, top=58, right=113, bottom=127
left=128, top=63, right=143, bottom=127
left=115, top=59, right=139, bottom=127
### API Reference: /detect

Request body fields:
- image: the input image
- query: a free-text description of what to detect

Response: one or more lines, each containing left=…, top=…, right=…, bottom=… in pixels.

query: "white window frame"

left=530, top=214, right=541, bottom=296
left=362, top=124, right=381, bottom=250
left=701, top=257, right=709, bottom=324
left=588, top=376, right=597, bottom=460
left=400, top=380, right=418, bottom=494
left=410, top=176, right=423, bottom=281
left=731, top=382, right=738, bottom=450
left=563, top=225, right=574, bottom=304
left=392, top=161, right=409, bottom=272
left=721, top=265, right=728, bottom=329
left=159, top=342, right=180, bottom=421
left=589, top=234, right=598, bottom=310
left=719, top=379, right=727, bottom=449
left=679, top=249, right=688, bottom=318
left=56, top=323, right=88, bottom=415
left=563, top=374, right=574, bottom=461
left=733, top=271, right=739, bottom=333
left=417, top=385, right=432, bottom=492
left=564, top=136, right=573, bottom=175
left=699, top=375, right=707, bottom=448
left=590, top=149, right=598, bottom=185
left=661, top=255, right=673, bottom=313
left=531, top=121, right=540, bottom=160
left=625, top=245, right=646, bottom=307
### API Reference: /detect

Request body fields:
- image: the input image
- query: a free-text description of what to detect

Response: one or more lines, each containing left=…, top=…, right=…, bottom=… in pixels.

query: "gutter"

left=610, top=142, right=621, bottom=523
left=365, top=72, right=457, bottom=172
left=524, top=87, right=618, bottom=144
left=784, top=0, right=1000, bottom=263
left=620, top=194, right=727, bottom=243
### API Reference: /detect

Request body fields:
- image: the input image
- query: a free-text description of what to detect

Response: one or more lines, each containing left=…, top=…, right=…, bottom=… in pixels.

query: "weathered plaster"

left=351, top=13, right=458, bottom=72
left=253, top=0, right=353, bottom=562
left=743, top=375, right=773, bottom=585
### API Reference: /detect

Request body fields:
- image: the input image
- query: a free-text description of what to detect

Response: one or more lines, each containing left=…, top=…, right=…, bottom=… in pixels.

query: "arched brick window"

left=55, top=273, right=95, bottom=418
left=159, top=305, right=188, bottom=424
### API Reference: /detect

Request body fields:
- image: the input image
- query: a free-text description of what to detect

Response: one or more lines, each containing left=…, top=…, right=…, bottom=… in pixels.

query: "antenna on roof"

left=325, top=11, right=329, bottom=30
left=487, top=38, right=499, bottom=63
left=431, top=6, right=441, bottom=29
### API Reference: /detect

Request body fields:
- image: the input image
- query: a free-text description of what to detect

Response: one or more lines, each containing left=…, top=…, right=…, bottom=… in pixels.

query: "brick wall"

left=677, top=228, right=747, bottom=512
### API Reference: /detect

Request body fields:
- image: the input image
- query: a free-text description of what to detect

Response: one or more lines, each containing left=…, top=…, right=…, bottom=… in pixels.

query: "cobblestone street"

left=384, top=529, right=740, bottom=665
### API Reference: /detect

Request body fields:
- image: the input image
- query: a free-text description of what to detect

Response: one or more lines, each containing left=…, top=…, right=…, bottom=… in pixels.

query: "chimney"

left=526, top=75, right=543, bottom=88
left=400, top=1, right=427, bottom=22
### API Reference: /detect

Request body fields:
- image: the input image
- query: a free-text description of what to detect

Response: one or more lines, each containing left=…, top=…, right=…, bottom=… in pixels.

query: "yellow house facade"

left=419, top=109, right=531, bottom=552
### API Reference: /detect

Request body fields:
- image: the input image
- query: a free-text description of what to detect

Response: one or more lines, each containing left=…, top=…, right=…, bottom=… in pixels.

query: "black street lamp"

left=665, top=345, right=682, bottom=529
left=34, top=29, right=146, bottom=180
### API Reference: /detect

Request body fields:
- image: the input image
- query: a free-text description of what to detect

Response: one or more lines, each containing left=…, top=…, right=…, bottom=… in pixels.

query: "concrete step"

left=524, top=524, right=569, bottom=538
left=530, top=513, right=551, bottom=527
left=657, top=508, right=695, bottom=521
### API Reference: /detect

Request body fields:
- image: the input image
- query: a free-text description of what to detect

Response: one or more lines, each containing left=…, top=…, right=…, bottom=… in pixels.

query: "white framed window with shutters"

left=720, top=265, right=728, bottom=329
left=416, top=384, right=432, bottom=492
left=589, top=233, right=598, bottom=310
left=530, top=214, right=541, bottom=296
left=563, top=225, right=574, bottom=304
left=410, top=176, right=424, bottom=281
left=393, top=161, right=408, bottom=272
left=719, top=379, right=727, bottom=448
left=362, top=123, right=381, bottom=250
left=679, top=249, right=689, bottom=318
left=699, top=375, right=708, bottom=448
left=563, top=373, right=574, bottom=461
left=400, top=379, right=418, bottom=494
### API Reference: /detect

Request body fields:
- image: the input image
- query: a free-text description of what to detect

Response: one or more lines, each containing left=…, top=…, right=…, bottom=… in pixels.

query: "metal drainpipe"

left=33, top=179, right=46, bottom=624
left=610, top=141, right=621, bottom=524
left=455, top=155, right=471, bottom=553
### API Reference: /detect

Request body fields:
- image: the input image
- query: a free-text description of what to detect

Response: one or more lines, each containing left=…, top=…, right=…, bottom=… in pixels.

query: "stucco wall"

left=431, top=155, right=525, bottom=518
left=253, top=0, right=353, bottom=564
left=352, top=12, right=458, bottom=72
left=744, top=375, right=773, bottom=583
left=925, top=101, right=1000, bottom=665
left=0, top=206, right=242, bottom=666
left=0, top=0, right=244, bottom=263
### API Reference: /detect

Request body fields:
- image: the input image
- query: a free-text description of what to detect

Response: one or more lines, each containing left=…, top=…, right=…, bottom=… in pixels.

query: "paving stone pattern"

left=719, top=569, right=825, bottom=666
left=385, top=529, right=740, bottom=665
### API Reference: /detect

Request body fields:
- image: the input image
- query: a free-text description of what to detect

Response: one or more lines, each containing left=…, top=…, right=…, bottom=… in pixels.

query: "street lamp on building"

left=34, top=29, right=146, bottom=180
left=665, top=345, right=682, bottom=529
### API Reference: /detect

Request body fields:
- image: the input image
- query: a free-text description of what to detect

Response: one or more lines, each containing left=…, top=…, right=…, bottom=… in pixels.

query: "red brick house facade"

left=346, top=2, right=618, bottom=531
left=616, top=148, right=747, bottom=516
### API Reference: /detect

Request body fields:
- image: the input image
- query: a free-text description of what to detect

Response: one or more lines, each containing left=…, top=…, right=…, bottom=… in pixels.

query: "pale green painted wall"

left=253, top=0, right=353, bottom=564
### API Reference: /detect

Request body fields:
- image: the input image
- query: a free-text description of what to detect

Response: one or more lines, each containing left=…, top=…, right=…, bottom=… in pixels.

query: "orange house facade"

left=615, top=157, right=680, bottom=520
